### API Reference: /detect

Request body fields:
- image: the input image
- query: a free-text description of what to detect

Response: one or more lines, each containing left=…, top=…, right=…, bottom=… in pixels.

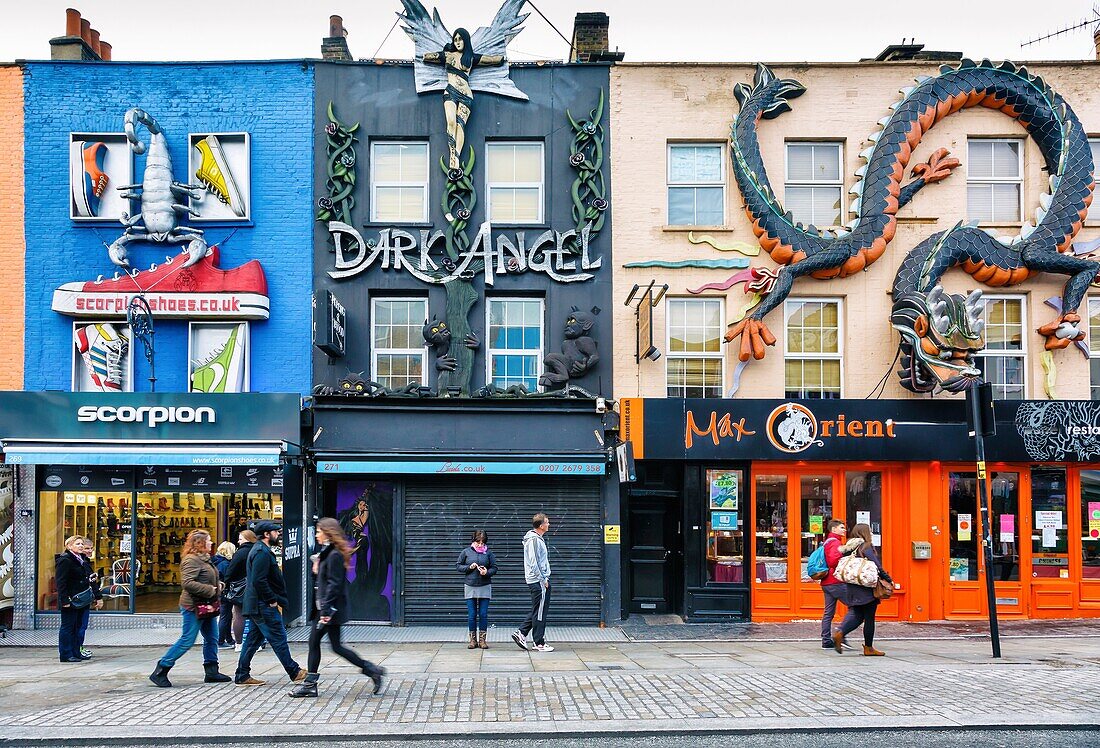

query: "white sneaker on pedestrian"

left=234, top=644, right=242, bottom=652
left=534, top=643, right=554, bottom=652
left=511, top=630, right=528, bottom=651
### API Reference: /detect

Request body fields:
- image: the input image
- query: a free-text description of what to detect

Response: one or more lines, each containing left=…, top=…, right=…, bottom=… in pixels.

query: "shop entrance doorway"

left=626, top=489, right=681, bottom=615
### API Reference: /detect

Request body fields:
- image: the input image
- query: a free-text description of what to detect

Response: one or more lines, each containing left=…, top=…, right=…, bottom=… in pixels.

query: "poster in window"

left=708, top=470, right=739, bottom=509
left=1089, top=502, right=1100, bottom=540
left=333, top=481, right=395, bottom=623
left=949, top=558, right=969, bottom=581
left=957, top=513, right=972, bottom=542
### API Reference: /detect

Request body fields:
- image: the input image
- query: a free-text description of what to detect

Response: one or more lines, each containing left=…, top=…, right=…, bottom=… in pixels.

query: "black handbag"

left=69, top=587, right=95, bottom=609
left=223, top=579, right=246, bottom=605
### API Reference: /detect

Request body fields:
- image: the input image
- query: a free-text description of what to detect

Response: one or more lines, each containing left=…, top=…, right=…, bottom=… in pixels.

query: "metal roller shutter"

left=403, top=476, right=603, bottom=624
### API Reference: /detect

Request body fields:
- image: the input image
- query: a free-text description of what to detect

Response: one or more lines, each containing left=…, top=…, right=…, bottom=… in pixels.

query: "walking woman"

left=832, top=523, right=891, bottom=657
left=225, top=530, right=261, bottom=652
left=289, top=518, right=385, bottom=698
left=456, top=529, right=497, bottom=649
left=149, top=530, right=232, bottom=687
left=213, top=541, right=236, bottom=648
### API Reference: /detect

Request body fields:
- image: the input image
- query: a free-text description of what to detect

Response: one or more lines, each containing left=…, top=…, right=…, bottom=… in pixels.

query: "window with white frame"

left=1089, top=298, right=1100, bottom=400
left=487, top=298, right=543, bottom=391
left=784, top=300, right=842, bottom=399
left=372, top=298, right=428, bottom=390
left=370, top=142, right=429, bottom=222
left=1089, top=139, right=1100, bottom=222
left=976, top=296, right=1026, bottom=400
left=785, top=142, right=843, bottom=227
left=486, top=143, right=543, bottom=223
left=967, top=139, right=1022, bottom=223
left=666, top=298, right=724, bottom=397
left=667, top=144, right=725, bottom=226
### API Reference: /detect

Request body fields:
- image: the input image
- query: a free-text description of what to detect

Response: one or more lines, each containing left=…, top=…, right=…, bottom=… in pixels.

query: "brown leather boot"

left=478, top=631, right=488, bottom=650
left=863, top=644, right=885, bottom=656
left=467, top=631, right=478, bottom=649
left=832, top=630, right=844, bottom=654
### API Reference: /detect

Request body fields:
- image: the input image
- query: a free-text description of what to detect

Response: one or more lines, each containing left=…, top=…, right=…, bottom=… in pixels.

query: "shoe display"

left=71, top=140, right=109, bottom=217
left=191, top=324, right=246, bottom=393
left=194, top=135, right=247, bottom=217
left=74, top=323, right=128, bottom=392
left=52, top=246, right=270, bottom=321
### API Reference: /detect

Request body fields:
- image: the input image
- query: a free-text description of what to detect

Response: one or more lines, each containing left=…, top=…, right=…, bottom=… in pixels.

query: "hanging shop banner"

left=620, top=398, right=1100, bottom=463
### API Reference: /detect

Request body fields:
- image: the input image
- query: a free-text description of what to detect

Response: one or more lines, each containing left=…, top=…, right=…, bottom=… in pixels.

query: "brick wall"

left=0, top=66, right=24, bottom=390
left=22, top=62, right=314, bottom=394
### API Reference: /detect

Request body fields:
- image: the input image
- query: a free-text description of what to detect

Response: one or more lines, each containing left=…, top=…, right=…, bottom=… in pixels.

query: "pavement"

left=1, top=620, right=1098, bottom=744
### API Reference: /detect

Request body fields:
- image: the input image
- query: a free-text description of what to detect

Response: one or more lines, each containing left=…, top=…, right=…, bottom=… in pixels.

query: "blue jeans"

left=236, top=605, right=299, bottom=679
left=466, top=598, right=490, bottom=632
left=159, top=608, right=219, bottom=667
left=58, top=607, right=82, bottom=660
left=77, top=607, right=91, bottom=649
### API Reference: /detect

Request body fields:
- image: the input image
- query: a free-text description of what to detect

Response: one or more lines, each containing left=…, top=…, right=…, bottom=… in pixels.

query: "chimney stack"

left=50, top=8, right=110, bottom=61
left=322, top=15, right=353, bottom=62
left=569, top=12, right=624, bottom=63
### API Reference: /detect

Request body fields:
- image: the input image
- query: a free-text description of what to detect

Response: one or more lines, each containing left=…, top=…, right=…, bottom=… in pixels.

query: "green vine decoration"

left=564, top=89, right=607, bottom=254
left=317, top=102, right=360, bottom=250
left=440, top=147, right=477, bottom=262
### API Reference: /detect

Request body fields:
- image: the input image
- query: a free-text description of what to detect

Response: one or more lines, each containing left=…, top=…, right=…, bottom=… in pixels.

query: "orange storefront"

left=619, top=398, right=1100, bottom=623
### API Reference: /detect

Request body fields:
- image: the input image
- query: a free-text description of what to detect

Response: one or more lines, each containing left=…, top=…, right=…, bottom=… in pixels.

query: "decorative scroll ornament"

left=725, top=61, right=1098, bottom=395
left=317, top=102, right=360, bottom=253
left=565, top=91, right=608, bottom=254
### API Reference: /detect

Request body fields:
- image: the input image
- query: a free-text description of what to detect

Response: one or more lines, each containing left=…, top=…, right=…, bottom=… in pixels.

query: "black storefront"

left=0, top=392, right=304, bottom=628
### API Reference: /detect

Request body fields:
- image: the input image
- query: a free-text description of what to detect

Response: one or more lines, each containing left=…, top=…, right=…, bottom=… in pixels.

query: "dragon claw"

left=1038, top=313, right=1084, bottom=350
left=910, top=147, right=960, bottom=185
left=724, top=318, right=777, bottom=362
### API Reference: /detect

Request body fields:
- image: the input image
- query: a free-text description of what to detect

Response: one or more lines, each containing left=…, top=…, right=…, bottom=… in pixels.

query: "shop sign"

left=312, top=289, right=346, bottom=358
left=622, top=398, right=1100, bottom=463
left=316, top=459, right=605, bottom=476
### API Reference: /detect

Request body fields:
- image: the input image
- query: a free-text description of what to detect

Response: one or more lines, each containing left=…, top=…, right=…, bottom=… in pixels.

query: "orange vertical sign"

left=621, top=398, right=644, bottom=459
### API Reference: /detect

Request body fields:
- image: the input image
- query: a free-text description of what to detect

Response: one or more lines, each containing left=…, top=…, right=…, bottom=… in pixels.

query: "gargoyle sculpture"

left=540, top=307, right=599, bottom=389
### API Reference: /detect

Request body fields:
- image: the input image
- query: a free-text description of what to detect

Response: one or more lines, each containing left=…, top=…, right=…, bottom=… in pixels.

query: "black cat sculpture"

left=423, top=315, right=479, bottom=373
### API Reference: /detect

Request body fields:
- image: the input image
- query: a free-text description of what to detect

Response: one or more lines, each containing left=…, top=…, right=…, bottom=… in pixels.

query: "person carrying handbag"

left=55, top=535, right=99, bottom=663
left=831, top=523, right=892, bottom=657
left=149, top=529, right=233, bottom=687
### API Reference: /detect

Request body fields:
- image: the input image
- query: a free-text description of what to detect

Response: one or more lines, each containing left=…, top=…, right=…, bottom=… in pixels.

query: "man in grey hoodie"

left=512, top=513, right=554, bottom=652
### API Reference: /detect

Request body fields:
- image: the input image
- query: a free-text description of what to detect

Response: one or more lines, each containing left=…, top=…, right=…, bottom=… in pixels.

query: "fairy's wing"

left=469, top=0, right=529, bottom=101
left=398, top=0, right=452, bottom=94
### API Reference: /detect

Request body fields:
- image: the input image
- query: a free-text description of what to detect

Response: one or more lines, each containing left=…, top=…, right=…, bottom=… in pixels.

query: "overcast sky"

left=1, top=0, right=1098, bottom=63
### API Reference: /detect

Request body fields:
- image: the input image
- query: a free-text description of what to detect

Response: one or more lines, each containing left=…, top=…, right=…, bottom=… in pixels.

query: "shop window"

left=947, top=471, right=1019, bottom=583
left=1088, top=298, right=1100, bottom=400
left=990, top=473, right=1020, bottom=581
left=666, top=298, right=724, bottom=398
left=188, top=322, right=250, bottom=393
left=486, top=142, right=543, bottom=223
left=754, top=474, right=788, bottom=583
left=372, top=298, right=428, bottom=390
left=667, top=144, right=725, bottom=226
left=799, top=475, right=833, bottom=580
left=845, top=471, right=882, bottom=549
left=966, top=139, right=1022, bottom=223
left=948, top=472, right=980, bottom=581
left=37, top=488, right=281, bottom=614
left=72, top=322, right=133, bottom=393
left=1031, top=468, right=1069, bottom=579
left=785, top=142, right=842, bottom=227
left=370, top=142, right=429, bottom=223
left=784, top=299, right=842, bottom=399
left=976, top=297, right=1025, bottom=400
left=1080, top=470, right=1100, bottom=579
left=705, top=469, right=744, bottom=583
left=487, top=298, right=543, bottom=391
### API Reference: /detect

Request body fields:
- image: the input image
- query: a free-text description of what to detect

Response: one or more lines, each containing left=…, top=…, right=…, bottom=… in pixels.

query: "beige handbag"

left=834, top=554, right=880, bottom=587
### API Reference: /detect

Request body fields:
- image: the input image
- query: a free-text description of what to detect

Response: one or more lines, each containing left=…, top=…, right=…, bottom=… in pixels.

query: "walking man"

left=512, top=513, right=553, bottom=653
left=234, top=521, right=306, bottom=685
left=820, top=518, right=850, bottom=650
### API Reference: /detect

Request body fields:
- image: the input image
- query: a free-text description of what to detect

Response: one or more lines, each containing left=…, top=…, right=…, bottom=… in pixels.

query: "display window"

left=37, top=488, right=280, bottom=614
left=798, top=475, right=833, bottom=581
left=1082, top=470, right=1100, bottom=580
left=753, top=474, right=788, bottom=583
left=705, top=469, right=744, bottom=583
left=1031, top=468, right=1069, bottom=579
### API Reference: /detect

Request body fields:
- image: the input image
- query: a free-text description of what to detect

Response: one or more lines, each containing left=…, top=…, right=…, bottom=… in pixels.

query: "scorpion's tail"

left=123, top=108, right=161, bottom=156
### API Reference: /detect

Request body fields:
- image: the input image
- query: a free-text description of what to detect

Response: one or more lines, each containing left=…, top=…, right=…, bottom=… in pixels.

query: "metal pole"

left=967, top=387, right=1001, bottom=658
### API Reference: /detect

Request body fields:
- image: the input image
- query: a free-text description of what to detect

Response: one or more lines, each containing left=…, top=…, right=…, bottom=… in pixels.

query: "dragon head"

left=891, top=286, right=985, bottom=393
left=734, top=63, right=806, bottom=120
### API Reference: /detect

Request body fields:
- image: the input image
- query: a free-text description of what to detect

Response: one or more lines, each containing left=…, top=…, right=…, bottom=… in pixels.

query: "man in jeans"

left=820, top=518, right=852, bottom=649
left=234, top=521, right=306, bottom=685
left=512, top=513, right=554, bottom=653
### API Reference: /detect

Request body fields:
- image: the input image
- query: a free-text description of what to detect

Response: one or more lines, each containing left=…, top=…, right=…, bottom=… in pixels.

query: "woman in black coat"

left=288, top=518, right=386, bottom=698
left=55, top=535, right=100, bottom=663
left=455, top=529, right=497, bottom=649
left=832, top=523, right=892, bottom=656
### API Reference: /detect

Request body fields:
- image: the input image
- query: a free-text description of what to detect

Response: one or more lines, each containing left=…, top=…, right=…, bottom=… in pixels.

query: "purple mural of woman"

left=336, top=483, right=394, bottom=622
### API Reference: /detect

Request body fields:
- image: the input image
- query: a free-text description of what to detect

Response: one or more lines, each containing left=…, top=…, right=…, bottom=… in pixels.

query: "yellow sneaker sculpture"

left=194, top=135, right=246, bottom=217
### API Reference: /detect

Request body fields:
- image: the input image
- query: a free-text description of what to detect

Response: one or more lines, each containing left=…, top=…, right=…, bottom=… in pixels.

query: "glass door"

left=705, top=469, right=745, bottom=584
left=752, top=474, right=790, bottom=614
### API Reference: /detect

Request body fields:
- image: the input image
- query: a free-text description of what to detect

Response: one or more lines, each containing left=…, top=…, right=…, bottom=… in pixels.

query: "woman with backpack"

left=455, top=529, right=497, bottom=649
left=832, top=523, right=891, bottom=657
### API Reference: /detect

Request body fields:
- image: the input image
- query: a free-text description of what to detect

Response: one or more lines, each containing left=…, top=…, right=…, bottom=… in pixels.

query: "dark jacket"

left=455, top=546, right=498, bottom=587
left=243, top=540, right=288, bottom=615
left=844, top=544, right=892, bottom=607
left=54, top=550, right=100, bottom=608
left=312, top=544, right=350, bottom=626
left=178, top=553, right=220, bottom=611
left=225, top=541, right=254, bottom=586
left=212, top=554, right=231, bottom=580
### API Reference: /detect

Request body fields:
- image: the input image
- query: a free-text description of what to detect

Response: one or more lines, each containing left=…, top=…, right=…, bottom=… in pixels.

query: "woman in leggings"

left=289, top=518, right=386, bottom=698
left=832, top=523, right=891, bottom=656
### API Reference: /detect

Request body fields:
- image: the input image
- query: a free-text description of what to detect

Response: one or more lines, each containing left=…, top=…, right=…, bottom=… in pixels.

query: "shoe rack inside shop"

left=38, top=490, right=280, bottom=614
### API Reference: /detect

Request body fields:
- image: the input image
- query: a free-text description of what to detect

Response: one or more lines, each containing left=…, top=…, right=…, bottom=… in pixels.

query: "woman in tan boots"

left=456, top=530, right=497, bottom=649
left=832, top=523, right=891, bottom=657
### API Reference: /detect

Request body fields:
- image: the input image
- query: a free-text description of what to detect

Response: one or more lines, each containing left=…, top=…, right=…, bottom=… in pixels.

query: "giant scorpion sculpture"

left=107, top=108, right=209, bottom=269
left=725, top=61, right=1096, bottom=393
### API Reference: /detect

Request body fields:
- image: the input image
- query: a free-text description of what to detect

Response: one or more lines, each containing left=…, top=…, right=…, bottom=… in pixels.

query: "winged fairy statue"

left=399, top=0, right=529, bottom=171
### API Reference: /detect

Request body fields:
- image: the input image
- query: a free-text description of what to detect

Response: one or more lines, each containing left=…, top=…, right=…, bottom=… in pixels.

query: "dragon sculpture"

left=725, top=61, right=1096, bottom=393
